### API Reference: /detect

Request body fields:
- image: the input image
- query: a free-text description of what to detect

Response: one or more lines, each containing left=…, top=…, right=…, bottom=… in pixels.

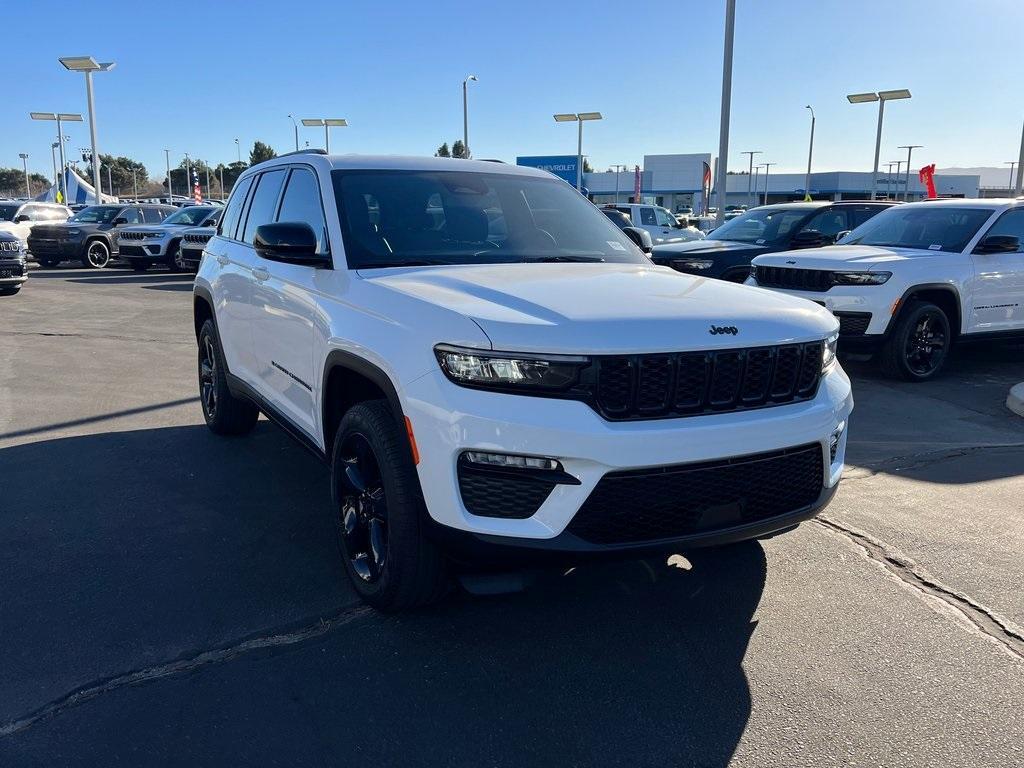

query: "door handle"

left=252, top=266, right=270, bottom=282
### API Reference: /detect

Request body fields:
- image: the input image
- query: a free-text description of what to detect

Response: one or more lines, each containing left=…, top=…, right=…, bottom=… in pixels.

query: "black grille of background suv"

left=567, top=443, right=825, bottom=544
left=590, top=342, right=823, bottom=421
left=754, top=265, right=833, bottom=292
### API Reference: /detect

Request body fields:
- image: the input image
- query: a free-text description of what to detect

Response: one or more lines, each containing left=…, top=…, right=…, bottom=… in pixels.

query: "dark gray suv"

left=27, top=203, right=177, bottom=268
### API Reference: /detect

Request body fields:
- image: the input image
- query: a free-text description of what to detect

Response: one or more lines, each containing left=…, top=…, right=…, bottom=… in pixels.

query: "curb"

left=1008, top=383, right=1024, bottom=418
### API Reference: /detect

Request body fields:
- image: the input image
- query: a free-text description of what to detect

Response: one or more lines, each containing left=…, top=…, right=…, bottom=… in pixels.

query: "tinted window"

left=163, top=206, right=216, bottom=226
left=708, top=207, right=811, bottom=244
left=843, top=206, right=994, bottom=253
left=220, top=176, right=254, bottom=240
left=276, top=168, right=328, bottom=253
left=0, top=204, right=18, bottom=221
left=119, top=208, right=143, bottom=224
left=655, top=208, right=677, bottom=227
left=800, top=208, right=849, bottom=238
left=142, top=207, right=166, bottom=223
left=69, top=206, right=121, bottom=223
left=639, top=207, right=657, bottom=226
left=242, top=170, right=287, bottom=244
left=982, top=208, right=1024, bottom=252
left=601, top=209, right=632, bottom=229
left=850, top=205, right=885, bottom=228
left=333, top=170, right=644, bottom=269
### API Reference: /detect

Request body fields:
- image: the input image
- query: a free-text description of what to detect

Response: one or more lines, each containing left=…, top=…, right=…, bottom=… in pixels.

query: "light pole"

left=184, top=153, right=192, bottom=201
left=59, top=57, right=115, bottom=209
left=887, top=160, right=903, bottom=199
left=1005, top=161, right=1017, bottom=196
left=554, top=112, right=603, bottom=192
left=302, top=118, right=348, bottom=153
left=164, top=149, right=173, bottom=202
left=234, top=138, right=241, bottom=164
left=804, top=105, right=816, bottom=201
left=106, top=165, right=113, bottom=198
left=899, top=145, right=922, bottom=201
left=1016, top=118, right=1024, bottom=196
left=288, top=115, right=299, bottom=152
left=205, top=167, right=211, bottom=202
left=219, top=166, right=225, bottom=200
left=50, top=142, right=59, bottom=192
left=846, top=89, right=911, bottom=199
left=132, top=168, right=138, bottom=201
left=751, top=164, right=760, bottom=207
left=610, top=164, right=627, bottom=204
left=463, top=75, right=477, bottom=159
left=715, top=0, right=737, bottom=225
left=30, top=112, right=83, bottom=203
left=17, top=153, right=29, bottom=198
left=761, top=162, right=776, bottom=205
left=741, top=151, right=761, bottom=208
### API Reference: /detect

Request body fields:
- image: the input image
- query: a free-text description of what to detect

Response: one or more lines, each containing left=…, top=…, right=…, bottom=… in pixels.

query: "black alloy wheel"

left=338, top=433, right=389, bottom=583
left=198, top=332, right=219, bottom=421
left=84, top=240, right=111, bottom=269
left=904, top=309, right=948, bottom=377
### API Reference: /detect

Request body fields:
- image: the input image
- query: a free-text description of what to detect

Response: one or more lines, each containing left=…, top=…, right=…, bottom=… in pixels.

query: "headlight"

left=144, top=232, right=164, bottom=239
left=672, top=259, right=714, bottom=271
left=65, top=229, right=81, bottom=237
left=831, top=271, right=891, bottom=285
left=822, top=333, right=839, bottom=372
left=435, top=344, right=589, bottom=391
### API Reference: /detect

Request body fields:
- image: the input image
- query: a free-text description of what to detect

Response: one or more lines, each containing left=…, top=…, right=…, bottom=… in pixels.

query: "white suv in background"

left=193, top=152, right=852, bottom=610
left=748, top=198, right=1024, bottom=380
left=0, top=201, right=72, bottom=249
left=603, top=203, right=705, bottom=244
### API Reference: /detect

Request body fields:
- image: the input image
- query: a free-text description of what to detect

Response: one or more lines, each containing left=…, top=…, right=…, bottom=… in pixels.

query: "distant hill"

left=937, top=166, right=1015, bottom=188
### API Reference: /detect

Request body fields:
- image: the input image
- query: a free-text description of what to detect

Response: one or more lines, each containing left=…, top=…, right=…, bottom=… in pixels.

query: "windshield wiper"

left=357, top=259, right=450, bottom=269
left=523, top=255, right=605, bottom=263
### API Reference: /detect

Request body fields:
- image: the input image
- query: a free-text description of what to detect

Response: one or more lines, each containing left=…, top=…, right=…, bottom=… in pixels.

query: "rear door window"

left=242, top=169, right=287, bottom=244
left=220, top=176, right=255, bottom=240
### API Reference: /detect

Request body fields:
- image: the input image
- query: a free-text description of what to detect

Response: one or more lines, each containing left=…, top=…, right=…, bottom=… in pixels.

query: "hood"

left=653, top=239, right=769, bottom=257
left=363, top=263, right=837, bottom=355
left=29, top=222, right=90, bottom=237
left=752, top=244, right=938, bottom=271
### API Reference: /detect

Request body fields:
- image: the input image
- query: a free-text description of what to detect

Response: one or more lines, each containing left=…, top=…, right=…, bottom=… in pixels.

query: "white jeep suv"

left=193, top=152, right=852, bottom=610
left=748, top=198, right=1024, bottom=380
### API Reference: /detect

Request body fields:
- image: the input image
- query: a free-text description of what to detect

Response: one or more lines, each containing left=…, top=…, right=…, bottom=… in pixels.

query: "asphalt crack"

left=842, top=443, right=1024, bottom=482
left=0, top=330, right=192, bottom=346
left=0, top=603, right=372, bottom=739
left=816, top=516, right=1024, bottom=662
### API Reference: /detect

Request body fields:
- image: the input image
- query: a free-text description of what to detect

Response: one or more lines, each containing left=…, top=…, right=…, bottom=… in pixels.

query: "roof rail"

left=277, top=148, right=329, bottom=158
left=478, top=158, right=506, bottom=163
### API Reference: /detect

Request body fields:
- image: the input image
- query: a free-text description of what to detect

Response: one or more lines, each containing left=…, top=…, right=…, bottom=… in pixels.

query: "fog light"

left=463, top=451, right=560, bottom=471
left=829, top=421, right=846, bottom=464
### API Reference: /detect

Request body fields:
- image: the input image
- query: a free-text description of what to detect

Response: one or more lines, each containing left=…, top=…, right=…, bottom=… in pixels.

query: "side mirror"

left=791, top=230, right=827, bottom=248
left=974, top=235, right=1020, bottom=254
left=835, top=230, right=852, bottom=243
left=622, top=226, right=653, bottom=254
left=13, top=214, right=30, bottom=223
left=253, top=222, right=331, bottom=267
left=112, top=217, right=128, bottom=226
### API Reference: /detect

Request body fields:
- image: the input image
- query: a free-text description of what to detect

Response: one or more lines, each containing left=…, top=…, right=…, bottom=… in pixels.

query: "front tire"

left=83, top=239, right=111, bottom=269
left=0, top=285, right=21, bottom=296
left=166, top=242, right=184, bottom=273
left=331, top=401, right=448, bottom=611
left=879, top=300, right=951, bottom=381
left=197, top=319, right=259, bottom=435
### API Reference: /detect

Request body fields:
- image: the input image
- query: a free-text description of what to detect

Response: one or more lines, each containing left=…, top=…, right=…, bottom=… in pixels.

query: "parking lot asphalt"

left=1, top=265, right=1022, bottom=767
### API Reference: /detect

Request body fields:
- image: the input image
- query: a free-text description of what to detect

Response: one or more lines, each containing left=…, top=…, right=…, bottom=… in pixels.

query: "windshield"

left=333, top=170, right=647, bottom=269
left=163, top=207, right=216, bottom=226
left=0, top=204, right=20, bottom=221
left=69, top=206, right=122, bottom=224
left=707, top=207, right=812, bottom=244
left=841, top=206, right=994, bottom=252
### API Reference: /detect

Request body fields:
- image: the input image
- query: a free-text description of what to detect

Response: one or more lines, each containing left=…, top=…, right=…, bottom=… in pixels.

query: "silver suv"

left=118, top=205, right=221, bottom=272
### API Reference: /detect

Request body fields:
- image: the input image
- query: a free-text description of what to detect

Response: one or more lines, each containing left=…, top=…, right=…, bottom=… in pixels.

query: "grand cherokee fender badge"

left=709, top=325, right=739, bottom=335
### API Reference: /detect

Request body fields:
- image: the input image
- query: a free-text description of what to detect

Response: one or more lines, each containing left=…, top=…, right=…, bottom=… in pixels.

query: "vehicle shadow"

left=0, top=423, right=764, bottom=766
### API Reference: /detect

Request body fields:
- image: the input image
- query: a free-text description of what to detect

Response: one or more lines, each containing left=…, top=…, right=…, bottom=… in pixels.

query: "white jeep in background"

left=748, top=198, right=1024, bottom=380
left=193, top=151, right=852, bottom=611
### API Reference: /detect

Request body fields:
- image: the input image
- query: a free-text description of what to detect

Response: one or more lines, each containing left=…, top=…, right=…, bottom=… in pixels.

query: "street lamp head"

left=59, top=55, right=99, bottom=71
left=553, top=113, right=578, bottom=122
left=302, top=118, right=324, bottom=127
left=846, top=92, right=879, bottom=104
left=879, top=89, right=911, bottom=101
left=59, top=113, right=83, bottom=122
left=578, top=112, right=603, bottom=121
left=466, top=74, right=478, bottom=82
left=324, top=119, right=348, bottom=127
left=19, top=153, right=28, bottom=159
left=30, top=112, right=57, bottom=121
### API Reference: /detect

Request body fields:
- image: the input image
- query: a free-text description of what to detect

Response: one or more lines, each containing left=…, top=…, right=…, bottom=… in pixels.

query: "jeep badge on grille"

left=709, top=325, right=739, bottom=335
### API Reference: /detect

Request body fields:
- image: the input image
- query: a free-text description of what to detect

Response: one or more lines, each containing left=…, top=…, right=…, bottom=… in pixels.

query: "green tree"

left=250, top=140, right=277, bottom=165
left=435, top=142, right=451, bottom=158
left=583, top=158, right=593, bottom=173
left=0, top=168, right=50, bottom=198
left=91, top=155, right=148, bottom=196
left=451, top=140, right=467, bottom=159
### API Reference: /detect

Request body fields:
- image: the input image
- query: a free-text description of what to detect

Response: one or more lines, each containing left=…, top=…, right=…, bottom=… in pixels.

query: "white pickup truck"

left=602, top=203, right=704, bottom=244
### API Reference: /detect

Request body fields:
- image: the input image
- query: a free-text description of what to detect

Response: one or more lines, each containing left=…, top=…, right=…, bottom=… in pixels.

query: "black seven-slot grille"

left=755, top=265, right=833, bottom=292
left=592, top=342, right=823, bottom=420
left=568, top=443, right=824, bottom=544
left=184, top=232, right=212, bottom=244
left=120, top=231, right=151, bottom=241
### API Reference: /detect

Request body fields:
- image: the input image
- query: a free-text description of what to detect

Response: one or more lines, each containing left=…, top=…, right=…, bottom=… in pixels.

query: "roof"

left=249, top=152, right=552, bottom=179
left=911, top=197, right=1014, bottom=207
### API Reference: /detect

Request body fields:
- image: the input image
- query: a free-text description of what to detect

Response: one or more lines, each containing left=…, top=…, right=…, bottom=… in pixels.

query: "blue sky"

left=6, top=0, right=1023, bottom=182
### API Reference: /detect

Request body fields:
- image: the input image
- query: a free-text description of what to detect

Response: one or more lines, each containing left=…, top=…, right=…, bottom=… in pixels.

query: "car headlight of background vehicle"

left=435, top=344, right=589, bottom=391
left=65, top=229, right=81, bottom=238
left=822, top=333, right=839, bottom=372
left=831, top=271, right=891, bottom=285
left=672, top=259, right=714, bottom=271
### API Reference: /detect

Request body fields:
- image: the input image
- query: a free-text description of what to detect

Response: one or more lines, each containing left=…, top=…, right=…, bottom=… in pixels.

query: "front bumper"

left=118, top=240, right=170, bottom=261
left=179, top=245, right=204, bottom=269
left=403, top=364, right=853, bottom=546
left=27, top=238, right=81, bottom=260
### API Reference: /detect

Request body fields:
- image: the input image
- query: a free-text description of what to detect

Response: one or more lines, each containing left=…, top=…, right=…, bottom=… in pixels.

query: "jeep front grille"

left=754, top=265, right=833, bottom=292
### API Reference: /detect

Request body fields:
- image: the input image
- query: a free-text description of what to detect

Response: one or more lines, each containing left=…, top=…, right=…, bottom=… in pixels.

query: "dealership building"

left=517, top=153, right=981, bottom=212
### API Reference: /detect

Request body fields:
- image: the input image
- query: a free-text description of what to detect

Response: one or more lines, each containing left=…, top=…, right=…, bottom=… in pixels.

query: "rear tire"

left=0, top=285, right=21, bottom=296
left=331, top=401, right=448, bottom=611
left=197, top=319, right=259, bottom=435
left=879, top=300, right=951, bottom=381
left=83, top=239, right=111, bottom=269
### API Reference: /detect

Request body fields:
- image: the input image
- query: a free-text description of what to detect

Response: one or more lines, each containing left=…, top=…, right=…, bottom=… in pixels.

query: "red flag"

left=918, top=164, right=937, bottom=199
left=193, top=169, right=202, bottom=204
